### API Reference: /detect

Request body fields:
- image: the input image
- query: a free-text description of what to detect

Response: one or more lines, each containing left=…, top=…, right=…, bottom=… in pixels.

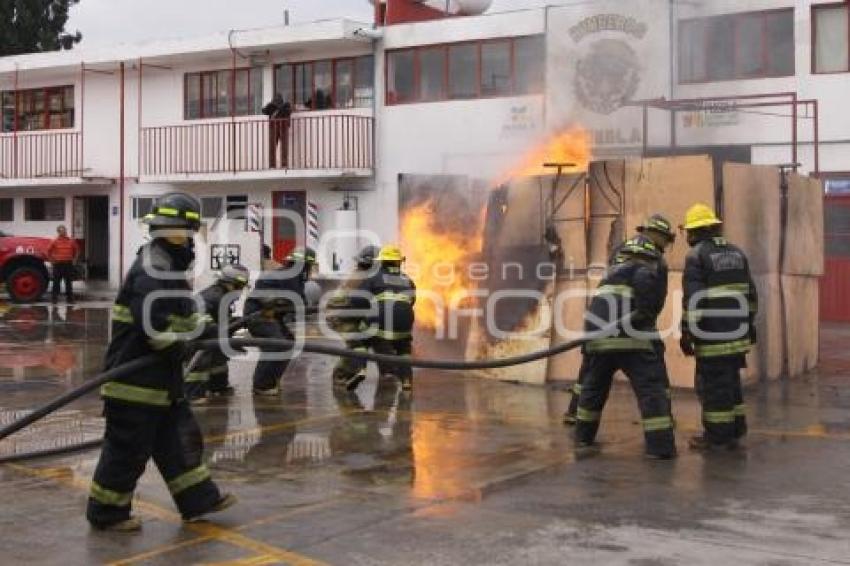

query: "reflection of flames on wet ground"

left=400, top=127, right=592, bottom=333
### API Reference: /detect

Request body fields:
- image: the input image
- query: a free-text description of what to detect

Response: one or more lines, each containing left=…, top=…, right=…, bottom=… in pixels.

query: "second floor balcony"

left=0, top=130, right=83, bottom=183
left=139, top=113, right=374, bottom=182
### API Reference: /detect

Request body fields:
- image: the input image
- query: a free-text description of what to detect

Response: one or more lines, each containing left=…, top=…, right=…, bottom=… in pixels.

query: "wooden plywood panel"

left=550, top=174, right=588, bottom=270
left=744, top=273, right=784, bottom=383
left=784, top=175, right=825, bottom=276
left=465, top=280, right=555, bottom=385
left=546, top=277, right=589, bottom=383
left=624, top=155, right=716, bottom=271
left=722, top=163, right=782, bottom=276
left=782, top=275, right=820, bottom=376
left=657, top=271, right=695, bottom=389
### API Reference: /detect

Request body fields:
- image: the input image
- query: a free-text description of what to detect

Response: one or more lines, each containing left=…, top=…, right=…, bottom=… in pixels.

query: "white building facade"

left=0, top=0, right=847, bottom=290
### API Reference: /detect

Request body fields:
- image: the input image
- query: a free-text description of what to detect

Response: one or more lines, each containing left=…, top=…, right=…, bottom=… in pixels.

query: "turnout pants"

left=566, top=358, right=591, bottom=420
left=86, top=400, right=222, bottom=526
left=695, top=355, right=747, bottom=444
left=52, top=262, right=75, bottom=301
left=575, top=350, right=676, bottom=457
left=333, top=338, right=372, bottom=382
left=249, top=319, right=294, bottom=391
left=185, top=349, right=230, bottom=400
left=372, top=337, right=412, bottom=382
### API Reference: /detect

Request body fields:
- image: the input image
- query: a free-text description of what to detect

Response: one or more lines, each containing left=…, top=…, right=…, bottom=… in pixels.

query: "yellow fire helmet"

left=682, top=203, right=722, bottom=231
left=377, top=244, right=405, bottom=262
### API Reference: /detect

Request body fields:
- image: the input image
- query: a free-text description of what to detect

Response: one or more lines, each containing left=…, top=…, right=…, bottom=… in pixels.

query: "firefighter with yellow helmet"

left=358, top=244, right=417, bottom=391
left=680, top=203, right=758, bottom=451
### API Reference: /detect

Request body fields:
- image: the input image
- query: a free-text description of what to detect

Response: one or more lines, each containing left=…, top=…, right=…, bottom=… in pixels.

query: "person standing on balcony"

left=263, top=94, right=292, bottom=169
left=47, top=225, right=80, bottom=304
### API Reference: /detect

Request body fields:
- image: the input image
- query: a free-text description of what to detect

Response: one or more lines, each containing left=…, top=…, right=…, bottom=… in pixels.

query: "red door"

left=271, top=191, right=306, bottom=263
left=821, top=195, right=850, bottom=322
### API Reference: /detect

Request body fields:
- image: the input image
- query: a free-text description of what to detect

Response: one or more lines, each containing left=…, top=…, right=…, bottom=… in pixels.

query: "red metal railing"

left=0, top=131, right=82, bottom=179
left=140, top=115, right=374, bottom=176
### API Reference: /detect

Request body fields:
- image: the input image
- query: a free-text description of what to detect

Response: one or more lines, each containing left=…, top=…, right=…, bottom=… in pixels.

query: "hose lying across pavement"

left=0, top=318, right=624, bottom=464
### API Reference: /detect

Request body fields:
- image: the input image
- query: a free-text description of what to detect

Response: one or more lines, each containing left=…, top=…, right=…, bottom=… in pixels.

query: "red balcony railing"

left=140, top=115, right=374, bottom=177
left=0, top=131, right=82, bottom=180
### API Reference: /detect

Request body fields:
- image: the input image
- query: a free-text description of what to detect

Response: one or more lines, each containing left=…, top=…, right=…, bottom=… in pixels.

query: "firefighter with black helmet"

left=574, top=235, right=677, bottom=459
left=245, top=246, right=316, bottom=395
left=565, top=214, right=676, bottom=425
left=680, top=204, right=758, bottom=451
left=358, top=245, right=416, bottom=392
left=86, top=192, right=235, bottom=532
left=184, top=264, right=251, bottom=404
left=327, top=245, right=380, bottom=392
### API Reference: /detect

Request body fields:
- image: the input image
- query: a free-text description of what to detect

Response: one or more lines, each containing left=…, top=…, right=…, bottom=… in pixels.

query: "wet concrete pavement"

left=0, top=303, right=849, bottom=565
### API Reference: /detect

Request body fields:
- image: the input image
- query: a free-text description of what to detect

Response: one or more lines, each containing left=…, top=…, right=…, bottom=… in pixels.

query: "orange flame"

left=495, top=126, right=592, bottom=183
left=400, top=202, right=483, bottom=330
left=401, top=126, right=592, bottom=331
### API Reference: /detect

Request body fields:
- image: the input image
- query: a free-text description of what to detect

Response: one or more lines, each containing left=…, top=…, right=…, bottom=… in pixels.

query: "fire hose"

left=0, top=317, right=629, bottom=464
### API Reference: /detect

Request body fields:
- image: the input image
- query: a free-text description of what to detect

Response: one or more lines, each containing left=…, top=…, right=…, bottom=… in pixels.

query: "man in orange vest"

left=47, top=225, right=79, bottom=304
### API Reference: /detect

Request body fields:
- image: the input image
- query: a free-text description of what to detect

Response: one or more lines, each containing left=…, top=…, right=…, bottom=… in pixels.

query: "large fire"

left=400, top=202, right=483, bottom=330
left=495, top=126, right=592, bottom=183
left=401, top=127, right=592, bottom=331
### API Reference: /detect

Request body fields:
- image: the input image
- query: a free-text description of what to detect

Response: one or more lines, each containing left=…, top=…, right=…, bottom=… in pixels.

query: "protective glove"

left=679, top=332, right=695, bottom=357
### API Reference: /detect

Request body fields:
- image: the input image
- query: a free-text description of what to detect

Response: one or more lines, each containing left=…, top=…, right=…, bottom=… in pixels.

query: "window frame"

left=385, top=35, right=545, bottom=106
left=812, top=2, right=850, bottom=75
left=24, top=197, right=65, bottom=222
left=1, top=85, right=75, bottom=133
left=183, top=67, right=262, bottom=121
left=131, top=196, right=156, bottom=220
left=0, top=198, right=13, bottom=222
left=273, top=54, right=375, bottom=112
left=678, top=8, right=796, bottom=84
left=200, top=196, right=225, bottom=220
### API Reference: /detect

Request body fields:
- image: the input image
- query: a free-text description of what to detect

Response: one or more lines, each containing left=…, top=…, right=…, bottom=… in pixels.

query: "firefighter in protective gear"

left=358, top=245, right=417, bottom=391
left=87, top=192, right=235, bottom=532
left=328, top=245, right=380, bottom=392
left=565, top=214, right=676, bottom=425
left=245, top=247, right=316, bottom=395
left=574, top=235, right=677, bottom=459
left=184, top=264, right=251, bottom=404
left=680, top=204, right=757, bottom=451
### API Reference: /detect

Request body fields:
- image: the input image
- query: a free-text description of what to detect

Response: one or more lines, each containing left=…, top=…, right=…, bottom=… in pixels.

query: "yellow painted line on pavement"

left=111, top=499, right=341, bottom=565
left=108, top=535, right=215, bottom=566
left=6, top=463, right=327, bottom=566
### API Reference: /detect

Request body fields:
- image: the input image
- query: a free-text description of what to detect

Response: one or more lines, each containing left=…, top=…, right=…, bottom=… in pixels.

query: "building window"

left=201, top=197, right=224, bottom=219
left=679, top=9, right=795, bottom=83
left=184, top=68, right=263, bottom=120
left=419, top=47, right=446, bottom=102
left=274, top=55, right=374, bottom=111
left=0, top=198, right=13, bottom=222
left=387, top=50, right=416, bottom=104
left=480, top=40, right=512, bottom=97
left=513, top=36, right=546, bottom=95
left=131, top=197, right=155, bottom=219
left=1, top=86, right=74, bottom=132
left=448, top=44, right=478, bottom=99
left=386, top=35, right=545, bottom=105
left=814, top=4, right=850, bottom=73
left=226, top=195, right=248, bottom=219
left=24, top=197, right=65, bottom=221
